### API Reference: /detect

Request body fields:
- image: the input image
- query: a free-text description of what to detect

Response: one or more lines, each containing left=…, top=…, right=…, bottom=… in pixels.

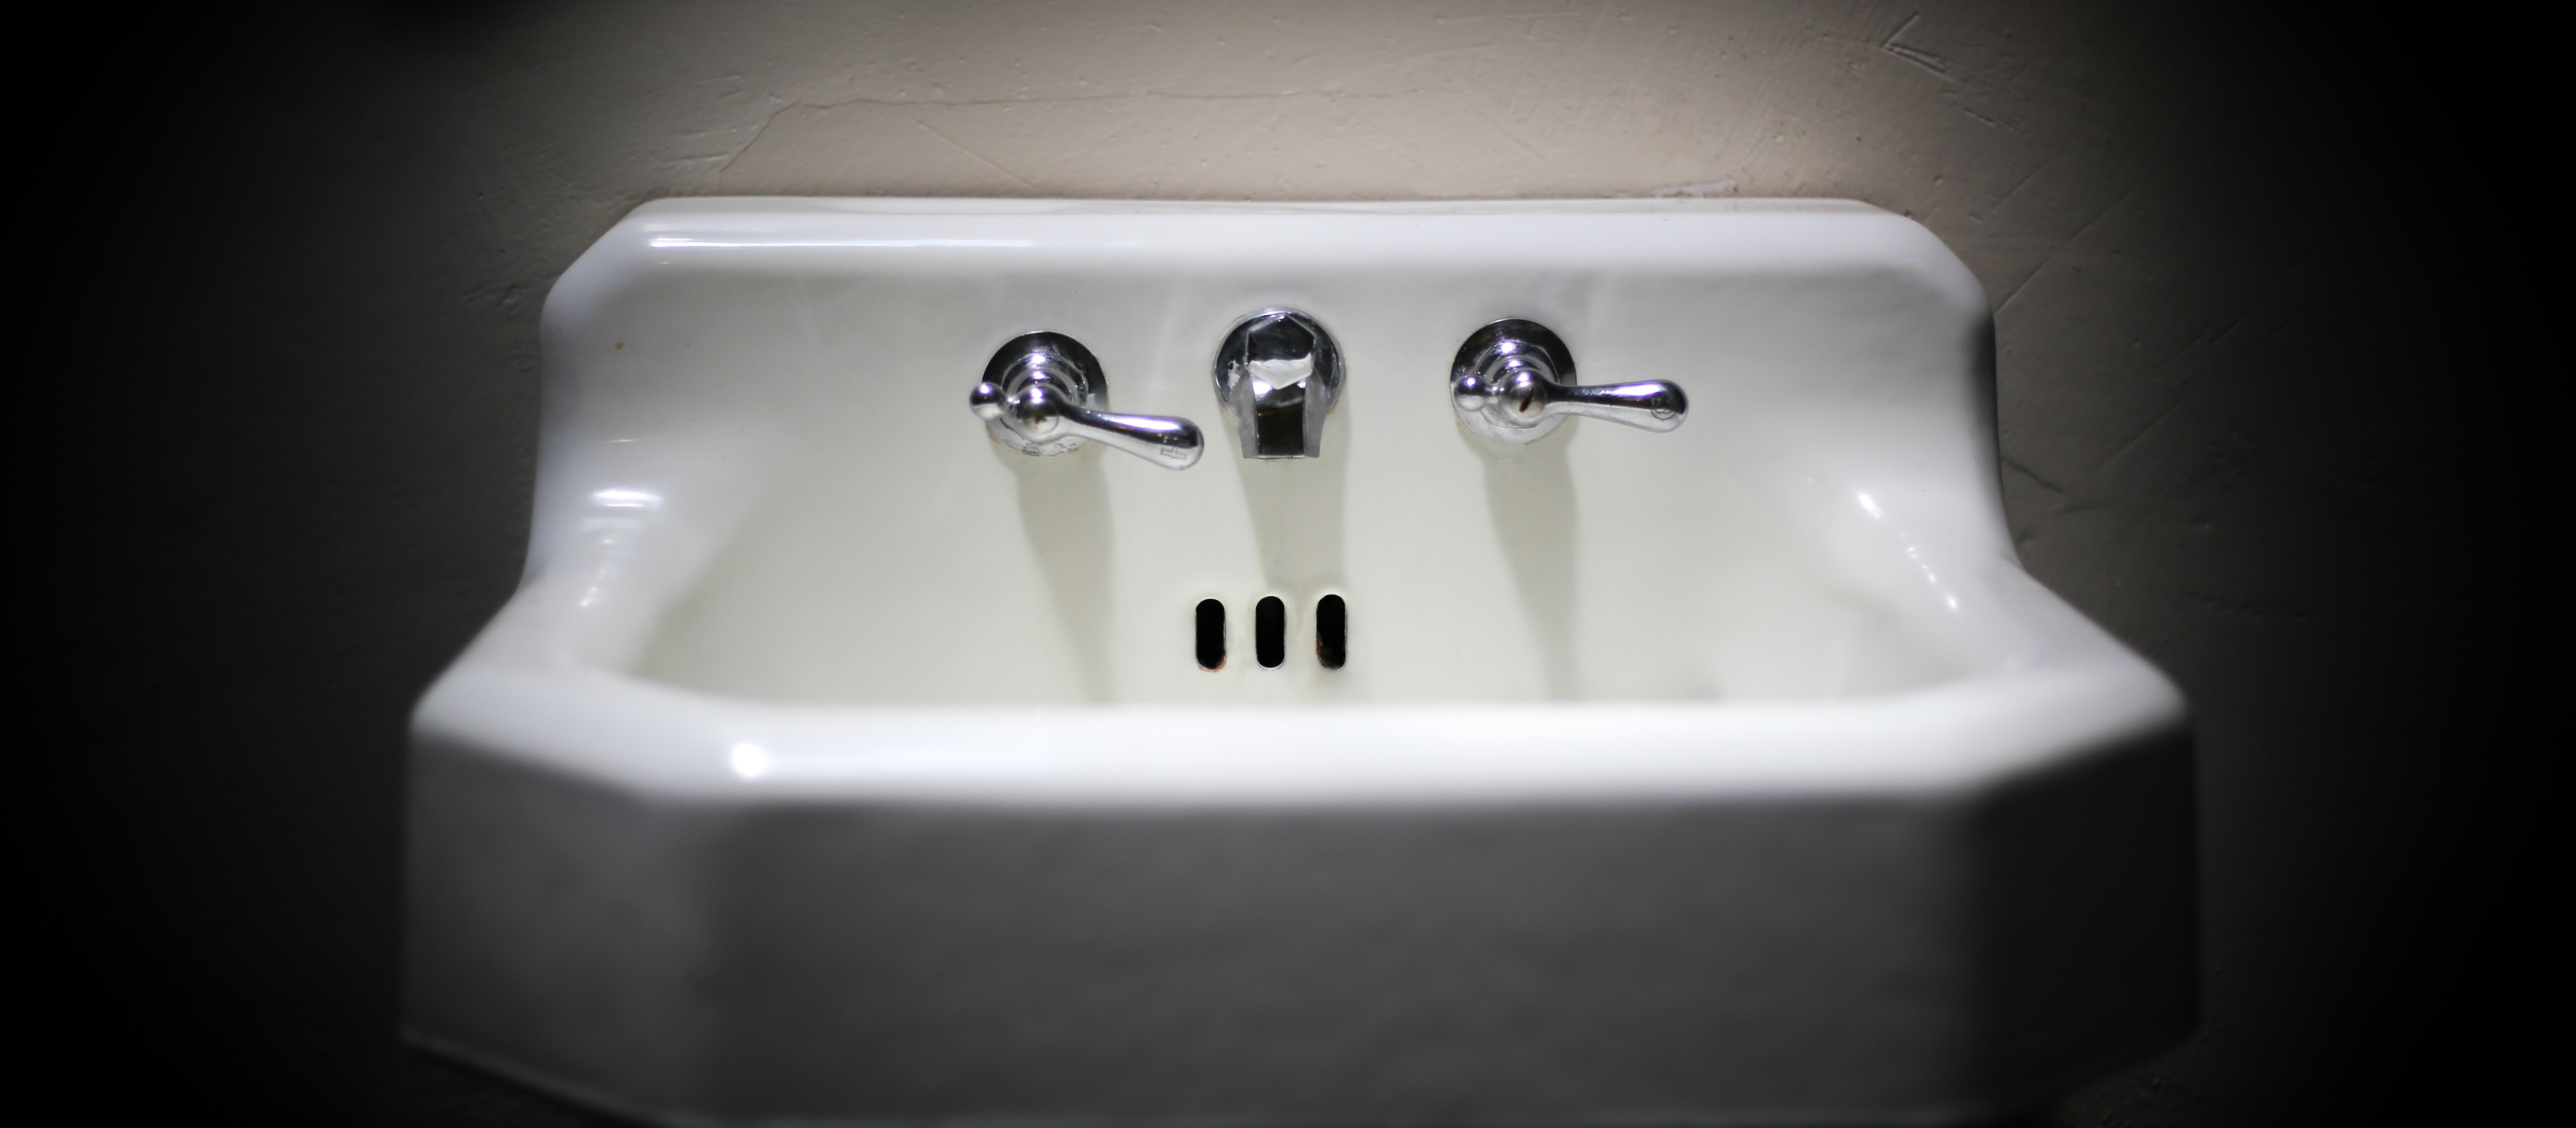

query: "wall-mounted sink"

left=404, top=198, right=2192, bottom=1126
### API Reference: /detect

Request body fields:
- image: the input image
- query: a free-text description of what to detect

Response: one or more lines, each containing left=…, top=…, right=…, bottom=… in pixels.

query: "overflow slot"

left=1316, top=594, right=1346, bottom=669
left=1195, top=599, right=1226, bottom=670
left=1255, top=597, right=1286, bottom=668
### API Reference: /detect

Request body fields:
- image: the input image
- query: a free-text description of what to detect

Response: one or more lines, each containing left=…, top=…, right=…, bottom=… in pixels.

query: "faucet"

left=1449, top=319, right=1688, bottom=444
left=1211, top=308, right=1343, bottom=459
left=972, top=332, right=1203, bottom=469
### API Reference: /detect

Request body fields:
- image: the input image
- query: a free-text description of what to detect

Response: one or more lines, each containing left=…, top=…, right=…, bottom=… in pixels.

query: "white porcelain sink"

left=404, top=198, right=2192, bottom=1126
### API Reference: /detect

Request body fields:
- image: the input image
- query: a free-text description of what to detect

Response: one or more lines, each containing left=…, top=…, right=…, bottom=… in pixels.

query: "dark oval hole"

left=1316, top=594, right=1346, bottom=669
left=1195, top=599, right=1226, bottom=670
left=1255, top=596, right=1286, bottom=668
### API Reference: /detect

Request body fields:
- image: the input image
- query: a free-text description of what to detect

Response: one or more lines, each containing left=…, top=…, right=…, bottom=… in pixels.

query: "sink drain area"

left=1193, top=595, right=1345, bottom=671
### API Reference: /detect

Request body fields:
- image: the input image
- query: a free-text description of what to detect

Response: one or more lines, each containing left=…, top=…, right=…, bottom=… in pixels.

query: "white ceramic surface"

left=405, top=198, right=2193, bottom=1126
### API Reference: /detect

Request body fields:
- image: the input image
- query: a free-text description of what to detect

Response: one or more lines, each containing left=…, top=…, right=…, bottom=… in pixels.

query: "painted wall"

left=84, top=1, right=2514, bottom=1124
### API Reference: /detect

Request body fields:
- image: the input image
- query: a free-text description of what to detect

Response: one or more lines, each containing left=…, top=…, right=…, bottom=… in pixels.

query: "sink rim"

left=422, top=660, right=2179, bottom=809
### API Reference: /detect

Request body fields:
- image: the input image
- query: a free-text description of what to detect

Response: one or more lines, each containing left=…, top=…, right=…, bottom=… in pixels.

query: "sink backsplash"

left=603, top=209, right=1999, bottom=704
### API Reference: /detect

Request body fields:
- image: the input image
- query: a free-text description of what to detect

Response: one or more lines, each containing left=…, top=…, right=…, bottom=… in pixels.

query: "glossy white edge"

left=412, top=196, right=2185, bottom=808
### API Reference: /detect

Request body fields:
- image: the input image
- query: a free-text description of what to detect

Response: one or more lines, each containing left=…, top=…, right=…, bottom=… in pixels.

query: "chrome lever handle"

left=1531, top=379, right=1688, bottom=430
left=972, top=332, right=1204, bottom=470
left=1450, top=318, right=1688, bottom=444
left=1033, top=400, right=1205, bottom=468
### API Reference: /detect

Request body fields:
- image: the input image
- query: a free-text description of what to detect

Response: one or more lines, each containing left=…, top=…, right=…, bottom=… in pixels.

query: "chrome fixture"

left=1449, top=319, right=1688, bottom=444
left=1212, top=308, right=1344, bottom=459
left=973, top=332, right=1203, bottom=469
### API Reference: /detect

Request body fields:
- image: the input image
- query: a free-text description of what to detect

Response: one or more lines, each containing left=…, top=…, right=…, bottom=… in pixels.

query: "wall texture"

left=83, top=2, right=2516, bottom=1125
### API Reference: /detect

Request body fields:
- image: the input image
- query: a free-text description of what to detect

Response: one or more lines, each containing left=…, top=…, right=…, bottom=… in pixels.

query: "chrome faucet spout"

left=1212, top=308, right=1344, bottom=459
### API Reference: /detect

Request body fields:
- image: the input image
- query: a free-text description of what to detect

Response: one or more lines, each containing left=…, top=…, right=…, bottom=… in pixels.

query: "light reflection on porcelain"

left=588, top=487, right=662, bottom=511
left=403, top=197, right=2194, bottom=1127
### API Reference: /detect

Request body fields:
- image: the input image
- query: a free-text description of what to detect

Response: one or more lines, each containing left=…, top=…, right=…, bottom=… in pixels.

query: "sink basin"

left=404, top=198, right=2192, bottom=1126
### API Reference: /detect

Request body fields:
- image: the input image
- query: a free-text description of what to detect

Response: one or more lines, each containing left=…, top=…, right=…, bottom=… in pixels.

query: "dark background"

left=71, top=2, right=2523, bottom=1124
